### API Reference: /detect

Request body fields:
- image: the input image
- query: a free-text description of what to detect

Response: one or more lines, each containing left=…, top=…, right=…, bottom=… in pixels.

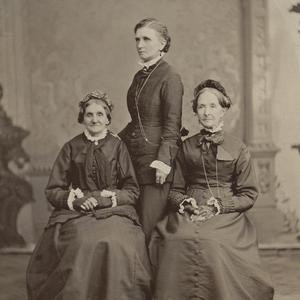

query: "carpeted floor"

left=0, top=255, right=30, bottom=300
left=1, top=252, right=300, bottom=300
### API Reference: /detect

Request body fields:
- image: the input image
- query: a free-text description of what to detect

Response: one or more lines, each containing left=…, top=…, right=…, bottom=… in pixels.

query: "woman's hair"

left=134, top=18, right=171, bottom=53
left=192, top=79, right=232, bottom=113
left=78, top=90, right=113, bottom=124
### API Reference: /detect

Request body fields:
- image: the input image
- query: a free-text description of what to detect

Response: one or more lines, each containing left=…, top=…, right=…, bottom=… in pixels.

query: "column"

left=0, top=0, right=31, bottom=128
left=242, top=0, right=285, bottom=243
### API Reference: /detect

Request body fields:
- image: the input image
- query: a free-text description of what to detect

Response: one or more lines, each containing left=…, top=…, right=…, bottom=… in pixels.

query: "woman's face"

left=83, top=102, right=109, bottom=136
left=135, top=27, right=166, bottom=62
left=196, top=90, right=226, bottom=130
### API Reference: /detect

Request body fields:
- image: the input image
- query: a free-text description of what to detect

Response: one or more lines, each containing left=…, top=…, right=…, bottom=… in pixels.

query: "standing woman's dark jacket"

left=119, top=59, right=184, bottom=184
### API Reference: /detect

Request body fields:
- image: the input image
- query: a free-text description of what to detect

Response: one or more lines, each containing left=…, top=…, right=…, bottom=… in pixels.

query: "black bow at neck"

left=138, top=59, right=162, bottom=78
left=198, top=129, right=225, bottom=152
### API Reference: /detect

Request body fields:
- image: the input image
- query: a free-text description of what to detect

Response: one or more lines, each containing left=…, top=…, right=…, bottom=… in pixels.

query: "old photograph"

left=0, top=0, right=300, bottom=299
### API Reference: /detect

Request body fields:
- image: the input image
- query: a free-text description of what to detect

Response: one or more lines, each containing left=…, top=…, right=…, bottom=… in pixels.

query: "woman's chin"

left=200, top=123, right=214, bottom=130
left=87, top=128, right=106, bottom=136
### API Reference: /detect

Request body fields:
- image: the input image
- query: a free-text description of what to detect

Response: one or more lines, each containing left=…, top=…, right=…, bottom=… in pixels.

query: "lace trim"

left=84, top=129, right=108, bottom=145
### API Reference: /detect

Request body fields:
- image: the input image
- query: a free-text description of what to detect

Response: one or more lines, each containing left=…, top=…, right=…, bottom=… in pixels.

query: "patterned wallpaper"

left=23, top=0, right=243, bottom=169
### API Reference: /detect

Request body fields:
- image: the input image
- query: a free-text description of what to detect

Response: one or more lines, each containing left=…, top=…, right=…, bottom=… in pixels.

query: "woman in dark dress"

left=150, top=80, right=274, bottom=300
left=119, top=18, right=184, bottom=241
left=26, top=91, right=151, bottom=300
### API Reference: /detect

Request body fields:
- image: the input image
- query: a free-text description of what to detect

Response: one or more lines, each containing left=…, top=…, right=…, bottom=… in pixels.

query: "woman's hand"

left=190, top=205, right=217, bottom=222
left=183, top=204, right=200, bottom=217
left=81, top=197, right=98, bottom=211
left=73, top=196, right=98, bottom=212
left=178, top=198, right=200, bottom=219
left=178, top=197, right=218, bottom=222
left=156, top=168, right=168, bottom=185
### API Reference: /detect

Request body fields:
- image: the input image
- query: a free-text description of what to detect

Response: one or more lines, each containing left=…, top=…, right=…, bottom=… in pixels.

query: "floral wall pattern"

left=20, top=0, right=243, bottom=169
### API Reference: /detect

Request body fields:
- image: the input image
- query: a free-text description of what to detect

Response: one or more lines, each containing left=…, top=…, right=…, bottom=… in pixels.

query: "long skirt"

left=138, top=183, right=170, bottom=243
left=27, top=215, right=151, bottom=300
left=150, top=211, right=274, bottom=300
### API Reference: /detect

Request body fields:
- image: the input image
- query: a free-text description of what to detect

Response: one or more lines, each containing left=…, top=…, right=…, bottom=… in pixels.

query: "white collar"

left=84, top=129, right=108, bottom=145
left=202, top=121, right=224, bottom=133
left=138, top=53, right=164, bottom=70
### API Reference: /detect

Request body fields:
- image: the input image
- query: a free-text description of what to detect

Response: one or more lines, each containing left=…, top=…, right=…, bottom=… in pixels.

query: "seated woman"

left=26, top=91, right=151, bottom=300
left=150, top=80, right=274, bottom=300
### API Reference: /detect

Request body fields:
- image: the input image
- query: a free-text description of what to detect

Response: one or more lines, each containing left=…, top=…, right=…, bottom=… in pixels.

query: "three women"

left=27, top=18, right=274, bottom=300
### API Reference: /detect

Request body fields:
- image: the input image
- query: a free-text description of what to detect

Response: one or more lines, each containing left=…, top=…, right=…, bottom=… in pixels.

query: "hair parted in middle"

left=192, top=79, right=232, bottom=113
left=134, top=17, right=171, bottom=53
left=78, top=90, right=113, bottom=124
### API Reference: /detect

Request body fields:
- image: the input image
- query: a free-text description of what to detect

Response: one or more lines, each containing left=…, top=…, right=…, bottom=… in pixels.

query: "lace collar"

left=84, top=129, right=108, bottom=145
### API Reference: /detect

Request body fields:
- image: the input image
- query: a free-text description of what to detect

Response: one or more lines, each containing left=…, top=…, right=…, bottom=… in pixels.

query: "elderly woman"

left=119, top=18, right=183, bottom=241
left=26, top=91, right=151, bottom=300
left=150, top=80, right=274, bottom=299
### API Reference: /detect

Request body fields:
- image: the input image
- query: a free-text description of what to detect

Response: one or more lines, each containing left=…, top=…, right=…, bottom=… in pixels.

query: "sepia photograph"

left=0, top=0, right=300, bottom=299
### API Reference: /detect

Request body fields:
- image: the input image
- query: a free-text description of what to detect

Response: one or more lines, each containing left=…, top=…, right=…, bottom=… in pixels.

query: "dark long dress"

left=119, top=59, right=183, bottom=239
left=26, top=132, right=151, bottom=300
left=150, top=131, right=274, bottom=300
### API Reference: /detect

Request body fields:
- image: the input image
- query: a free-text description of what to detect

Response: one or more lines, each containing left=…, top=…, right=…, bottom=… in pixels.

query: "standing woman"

left=119, top=18, right=184, bottom=241
left=27, top=91, right=151, bottom=300
left=151, top=80, right=274, bottom=299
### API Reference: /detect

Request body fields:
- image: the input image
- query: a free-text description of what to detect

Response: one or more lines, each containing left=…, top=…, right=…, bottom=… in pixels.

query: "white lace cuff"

left=206, top=196, right=221, bottom=215
left=67, top=188, right=84, bottom=211
left=101, top=189, right=117, bottom=207
left=178, top=197, right=198, bottom=214
left=111, top=194, right=117, bottom=207
left=67, top=190, right=76, bottom=211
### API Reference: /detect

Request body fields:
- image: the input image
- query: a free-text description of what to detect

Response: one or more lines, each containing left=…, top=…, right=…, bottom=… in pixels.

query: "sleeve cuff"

left=218, top=196, right=237, bottom=213
left=168, top=190, right=189, bottom=210
left=67, top=190, right=76, bottom=211
left=67, top=188, right=84, bottom=211
left=178, top=198, right=198, bottom=214
left=111, top=193, right=117, bottom=207
left=150, top=160, right=171, bottom=175
left=100, top=189, right=118, bottom=207
left=206, top=196, right=221, bottom=215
